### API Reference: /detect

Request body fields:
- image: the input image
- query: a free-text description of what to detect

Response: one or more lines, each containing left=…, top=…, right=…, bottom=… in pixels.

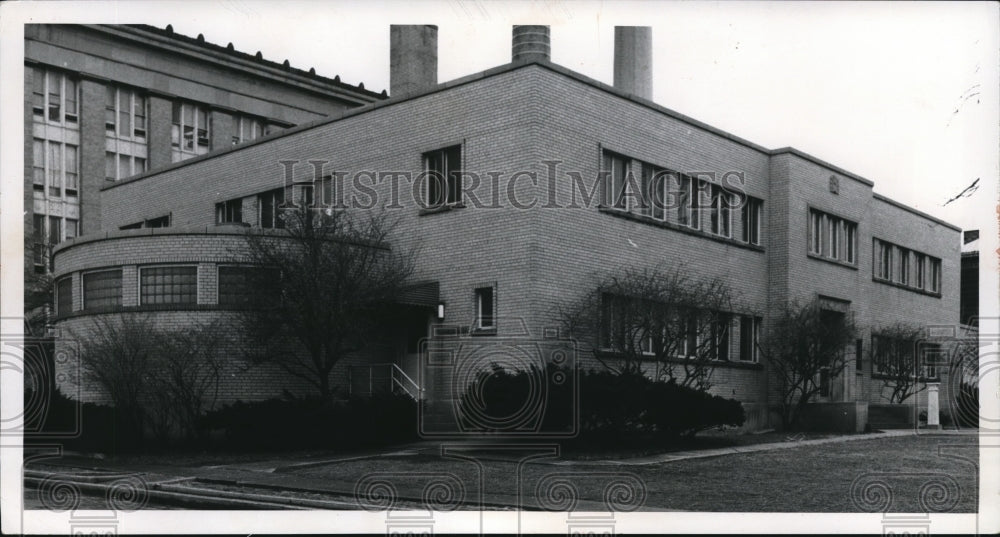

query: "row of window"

left=873, top=239, right=942, bottom=293
left=599, top=294, right=761, bottom=363
left=31, top=139, right=78, bottom=198
left=871, top=333, right=940, bottom=379
left=808, top=208, right=858, bottom=264
left=216, top=187, right=288, bottom=229
left=32, top=215, right=78, bottom=273
left=54, top=265, right=276, bottom=315
left=602, top=151, right=764, bottom=245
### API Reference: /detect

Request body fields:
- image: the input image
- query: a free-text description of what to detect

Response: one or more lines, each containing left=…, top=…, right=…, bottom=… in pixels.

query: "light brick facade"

left=52, top=60, right=963, bottom=429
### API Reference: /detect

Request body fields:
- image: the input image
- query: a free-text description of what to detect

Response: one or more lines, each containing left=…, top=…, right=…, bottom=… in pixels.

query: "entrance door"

left=818, top=309, right=848, bottom=402
left=400, top=307, right=431, bottom=395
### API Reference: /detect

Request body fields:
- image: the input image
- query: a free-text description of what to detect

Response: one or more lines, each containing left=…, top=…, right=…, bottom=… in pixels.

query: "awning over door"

left=397, top=280, right=439, bottom=308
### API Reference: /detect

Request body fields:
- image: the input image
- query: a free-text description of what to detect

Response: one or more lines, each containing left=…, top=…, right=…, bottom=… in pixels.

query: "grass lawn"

left=287, top=434, right=978, bottom=512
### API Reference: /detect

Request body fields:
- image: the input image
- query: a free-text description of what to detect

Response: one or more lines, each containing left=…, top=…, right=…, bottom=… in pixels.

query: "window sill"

left=871, top=276, right=941, bottom=298
left=419, top=202, right=466, bottom=216
left=806, top=252, right=858, bottom=270
left=470, top=327, right=497, bottom=337
left=597, top=207, right=765, bottom=252
left=871, top=372, right=940, bottom=382
left=594, top=350, right=764, bottom=370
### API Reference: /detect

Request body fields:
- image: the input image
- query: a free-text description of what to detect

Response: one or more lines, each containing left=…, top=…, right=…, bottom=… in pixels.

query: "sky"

left=7, top=1, right=1000, bottom=233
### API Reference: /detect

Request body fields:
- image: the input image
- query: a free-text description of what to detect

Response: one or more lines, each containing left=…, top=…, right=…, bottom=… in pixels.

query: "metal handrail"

left=349, top=363, right=423, bottom=399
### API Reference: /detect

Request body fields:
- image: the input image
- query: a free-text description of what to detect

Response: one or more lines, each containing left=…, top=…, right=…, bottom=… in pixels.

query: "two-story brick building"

left=49, top=25, right=962, bottom=431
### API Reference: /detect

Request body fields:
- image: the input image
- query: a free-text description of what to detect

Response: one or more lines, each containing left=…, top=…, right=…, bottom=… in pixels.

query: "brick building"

left=24, top=23, right=382, bottom=278
left=50, top=25, right=963, bottom=431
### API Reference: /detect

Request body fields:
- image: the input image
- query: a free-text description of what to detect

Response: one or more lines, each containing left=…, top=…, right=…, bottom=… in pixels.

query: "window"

left=105, top=151, right=146, bottom=181
left=475, top=286, right=495, bottom=330
left=819, top=367, right=831, bottom=397
left=873, top=239, right=941, bottom=294
left=844, top=221, right=857, bottom=264
left=140, top=266, right=197, bottom=305
left=33, top=140, right=78, bottom=198
left=875, top=239, right=893, bottom=280
left=712, top=313, right=731, bottom=361
left=677, top=175, right=700, bottom=229
left=855, top=338, right=863, bottom=372
left=898, top=248, right=910, bottom=285
left=929, top=258, right=941, bottom=293
left=809, top=208, right=857, bottom=264
left=123, top=216, right=170, bottom=229
left=216, top=199, right=243, bottom=224
left=809, top=210, right=823, bottom=255
left=218, top=266, right=257, bottom=306
left=105, top=86, right=147, bottom=139
left=645, top=166, right=669, bottom=221
left=709, top=184, right=733, bottom=238
left=231, top=114, right=270, bottom=145
left=171, top=101, right=211, bottom=161
left=83, top=269, right=122, bottom=309
left=603, top=152, right=630, bottom=209
left=424, top=145, right=462, bottom=207
left=32, top=214, right=46, bottom=272
left=32, top=67, right=78, bottom=125
left=56, top=277, right=73, bottom=316
left=739, top=315, right=760, bottom=362
left=741, top=196, right=762, bottom=245
left=258, top=188, right=286, bottom=229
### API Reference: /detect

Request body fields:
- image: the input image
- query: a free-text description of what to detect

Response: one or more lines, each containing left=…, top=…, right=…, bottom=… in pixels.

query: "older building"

left=25, top=23, right=382, bottom=278
left=50, top=25, right=963, bottom=431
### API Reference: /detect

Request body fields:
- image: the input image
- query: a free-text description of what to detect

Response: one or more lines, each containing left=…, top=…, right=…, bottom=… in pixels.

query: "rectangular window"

left=855, top=338, right=863, bottom=372
left=56, top=277, right=73, bottom=316
left=677, top=175, right=701, bottom=229
left=65, top=218, right=78, bottom=240
left=739, top=315, right=760, bottom=362
left=914, top=253, right=926, bottom=289
left=216, top=199, right=243, bottom=224
left=218, top=266, right=257, bottom=306
left=231, top=114, right=269, bottom=145
left=145, top=215, right=170, bottom=228
left=47, top=216, right=62, bottom=247
left=83, top=269, right=122, bottom=309
left=32, top=139, right=45, bottom=190
left=104, top=151, right=145, bottom=181
left=64, top=144, right=78, bottom=195
left=876, top=239, right=893, bottom=280
left=898, top=248, right=910, bottom=285
left=258, top=188, right=286, bottom=229
left=140, top=266, right=197, bottom=305
left=475, top=286, right=495, bottom=330
left=424, top=145, right=462, bottom=207
left=32, top=214, right=46, bottom=270
left=33, top=68, right=79, bottom=125
left=741, top=196, right=762, bottom=245
left=709, top=184, right=733, bottom=238
left=809, top=208, right=858, bottom=264
left=844, top=221, right=857, bottom=264
left=712, top=312, right=731, bottom=361
left=603, top=152, right=629, bottom=209
left=929, top=258, right=941, bottom=293
left=105, top=86, right=148, bottom=139
left=647, top=167, right=668, bottom=221
left=48, top=142, right=61, bottom=197
left=809, top=210, right=823, bottom=255
left=171, top=101, right=212, bottom=161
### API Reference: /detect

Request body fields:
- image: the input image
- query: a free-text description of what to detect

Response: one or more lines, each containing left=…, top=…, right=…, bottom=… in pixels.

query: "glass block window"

left=82, top=269, right=122, bottom=309
left=140, top=266, right=197, bottom=305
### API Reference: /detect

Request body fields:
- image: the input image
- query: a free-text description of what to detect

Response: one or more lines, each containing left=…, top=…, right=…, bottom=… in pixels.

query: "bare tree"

left=75, top=315, right=161, bottom=444
left=763, top=299, right=858, bottom=430
left=150, top=320, right=227, bottom=442
left=235, top=204, right=416, bottom=399
left=560, top=265, right=739, bottom=391
left=870, top=322, right=928, bottom=404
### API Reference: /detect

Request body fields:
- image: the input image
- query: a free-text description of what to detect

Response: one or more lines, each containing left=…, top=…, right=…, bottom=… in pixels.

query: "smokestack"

left=613, top=26, right=652, bottom=100
left=512, top=25, right=550, bottom=63
left=390, top=25, right=438, bottom=97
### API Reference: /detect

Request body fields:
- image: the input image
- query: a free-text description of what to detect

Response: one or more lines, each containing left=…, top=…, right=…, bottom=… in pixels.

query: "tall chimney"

left=511, top=25, right=550, bottom=62
left=390, top=25, right=438, bottom=97
left=613, top=26, right=652, bottom=100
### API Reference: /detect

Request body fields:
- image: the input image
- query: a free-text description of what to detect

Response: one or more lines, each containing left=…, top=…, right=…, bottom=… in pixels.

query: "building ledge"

left=598, top=207, right=765, bottom=252
left=806, top=252, right=859, bottom=271
left=871, top=276, right=942, bottom=299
